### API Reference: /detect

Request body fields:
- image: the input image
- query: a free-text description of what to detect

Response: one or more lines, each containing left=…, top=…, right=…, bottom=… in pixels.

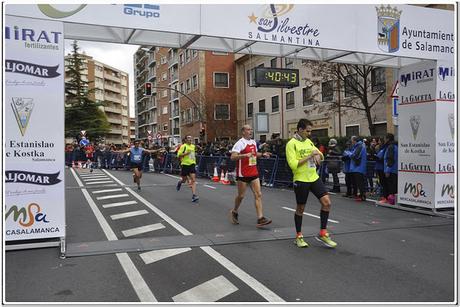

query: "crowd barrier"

left=67, top=151, right=378, bottom=190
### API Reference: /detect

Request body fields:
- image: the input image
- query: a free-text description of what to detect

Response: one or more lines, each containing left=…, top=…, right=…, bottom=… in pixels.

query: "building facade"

left=235, top=54, right=395, bottom=142
left=64, top=53, right=130, bottom=145
left=134, top=47, right=237, bottom=146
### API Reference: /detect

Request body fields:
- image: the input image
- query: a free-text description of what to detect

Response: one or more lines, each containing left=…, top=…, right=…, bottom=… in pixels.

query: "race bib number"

left=249, top=156, right=257, bottom=166
left=189, top=151, right=195, bottom=160
left=308, top=158, right=316, bottom=168
left=133, top=154, right=142, bottom=162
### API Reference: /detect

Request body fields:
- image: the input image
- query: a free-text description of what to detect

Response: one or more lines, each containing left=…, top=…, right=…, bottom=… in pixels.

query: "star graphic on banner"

left=248, top=12, right=258, bottom=23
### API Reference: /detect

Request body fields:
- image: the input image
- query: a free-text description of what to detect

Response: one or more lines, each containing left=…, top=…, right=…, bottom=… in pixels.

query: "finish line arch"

left=4, top=4, right=455, bottom=251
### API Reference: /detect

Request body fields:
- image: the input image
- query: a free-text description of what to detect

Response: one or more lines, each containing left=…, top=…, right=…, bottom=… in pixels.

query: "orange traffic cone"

left=72, top=161, right=75, bottom=168
left=219, top=170, right=225, bottom=183
left=212, top=166, right=220, bottom=182
left=78, top=161, right=82, bottom=168
left=222, top=171, right=230, bottom=185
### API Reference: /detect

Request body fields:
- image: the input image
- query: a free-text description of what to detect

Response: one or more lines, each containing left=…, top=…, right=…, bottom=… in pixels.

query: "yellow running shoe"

left=294, top=236, right=309, bottom=248
left=315, top=233, right=337, bottom=248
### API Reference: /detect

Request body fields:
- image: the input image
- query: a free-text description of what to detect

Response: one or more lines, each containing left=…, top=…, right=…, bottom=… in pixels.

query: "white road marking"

left=164, top=173, right=182, bottom=180
left=282, top=206, right=339, bottom=224
left=96, top=194, right=129, bottom=200
left=172, top=275, right=238, bottom=302
left=102, top=201, right=138, bottom=209
left=140, top=248, right=192, bottom=265
left=203, top=184, right=216, bottom=190
left=102, top=169, right=285, bottom=302
left=92, top=188, right=123, bottom=194
left=79, top=175, right=108, bottom=178
left=82, top=177, right=110, bottom=182
left=122, top=223, right=165, bottom=237
left=69, top=168, right=156, bottom=302
left=85, top=180, right=114, bottom=185
left=110, top=210, right=149, bottom=220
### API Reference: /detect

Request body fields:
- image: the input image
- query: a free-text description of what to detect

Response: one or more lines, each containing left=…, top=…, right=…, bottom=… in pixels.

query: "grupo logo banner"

left=5, top=15, right=65, bottom=241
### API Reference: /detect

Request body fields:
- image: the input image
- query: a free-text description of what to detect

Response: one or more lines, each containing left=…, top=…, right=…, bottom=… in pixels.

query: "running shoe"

left=256, top=217, right=272, bottom=227
left=315, top=233, right=337, bottom=248
left=378, top=197, right=388, bottom=204
left=294, top=236, right=309, bottom=248
left=229, top=210, right=239, bottom=225
left=192, top=194, right=199, bottom=202
left=137, top=185, right=141, bottom=191
left=176, top=180, right=182, bottom=191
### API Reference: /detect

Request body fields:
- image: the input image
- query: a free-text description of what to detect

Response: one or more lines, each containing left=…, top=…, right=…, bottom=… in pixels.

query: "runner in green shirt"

left=176, top=135, right=200, bottom=203
left=286, top=119, right=337, bottom=248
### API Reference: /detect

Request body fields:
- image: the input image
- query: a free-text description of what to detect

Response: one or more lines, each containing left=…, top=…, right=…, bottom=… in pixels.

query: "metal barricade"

left=196, top=155, right=223, bottom=178
left=162, top=153, right=181, bottom=174
left=272, top=157, right=293, bottom=188
left=258, top=155, right=278, bottom=186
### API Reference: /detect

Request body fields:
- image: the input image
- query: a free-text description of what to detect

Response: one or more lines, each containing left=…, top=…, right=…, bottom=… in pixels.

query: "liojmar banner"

left=5, top=16, right=66, bottom=241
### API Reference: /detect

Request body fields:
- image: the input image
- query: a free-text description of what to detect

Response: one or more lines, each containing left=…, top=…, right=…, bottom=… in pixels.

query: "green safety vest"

left=286, top=137, right=323, bottom=183
left=178, top=143, right=196, bottom=166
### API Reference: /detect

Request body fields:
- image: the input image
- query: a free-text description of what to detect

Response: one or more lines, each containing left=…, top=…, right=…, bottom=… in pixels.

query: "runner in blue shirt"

left=117, top=140, right=164, bottom=190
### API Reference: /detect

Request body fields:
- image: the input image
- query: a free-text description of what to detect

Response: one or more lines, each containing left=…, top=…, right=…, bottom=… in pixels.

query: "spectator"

left=375, top=137, right=387, bottom=202
left=341, top=140, right=354, bottom=197
left=366, top=138, right=378, bottom=193
left=382, top=133, right=398, bottom=205
left=326, top=138, right=342, bottom=193
left=349, top=136, right=367, bottom=201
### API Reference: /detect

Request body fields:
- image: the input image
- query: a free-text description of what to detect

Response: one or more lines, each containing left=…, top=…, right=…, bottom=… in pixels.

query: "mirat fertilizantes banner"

left=4, top=16, right=65, bottom=241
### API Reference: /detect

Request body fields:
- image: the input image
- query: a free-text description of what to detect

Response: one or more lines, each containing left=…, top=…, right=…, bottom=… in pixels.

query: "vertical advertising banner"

left=435, top=60, right=455, bottom=208
left=397, top=61, right=437, bottom=208
left=5, top=16, right=65, bottom=241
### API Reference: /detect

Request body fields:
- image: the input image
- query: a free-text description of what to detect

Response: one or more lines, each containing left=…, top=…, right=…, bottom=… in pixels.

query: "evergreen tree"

left=65, top=40, right=110, bottom=142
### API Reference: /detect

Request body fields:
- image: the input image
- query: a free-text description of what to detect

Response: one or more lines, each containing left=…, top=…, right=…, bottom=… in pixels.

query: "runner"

left=116, top=140, right=164, bottom=190
left=176, top=135, right=200, bottom=203
left=286, top=119, right=337, bottom=248
left=229, top=124, right=272, bottom=227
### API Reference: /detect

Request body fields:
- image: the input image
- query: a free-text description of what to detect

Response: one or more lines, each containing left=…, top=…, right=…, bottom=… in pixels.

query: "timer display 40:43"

left=254, top=67, right=299, bottom=88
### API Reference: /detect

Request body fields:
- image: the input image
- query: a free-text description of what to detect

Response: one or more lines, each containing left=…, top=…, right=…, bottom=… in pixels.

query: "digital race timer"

left=253, top=67, right=300, bottom=88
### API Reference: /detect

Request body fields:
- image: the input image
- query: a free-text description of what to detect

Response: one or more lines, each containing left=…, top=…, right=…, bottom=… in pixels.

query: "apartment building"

left=130, top=117, right=136, bottom=143
left=64, top=53, right=130, bottom=145
left=235, top=54, right=395, bottom=142
left=134, top=46, right=237, bottom=146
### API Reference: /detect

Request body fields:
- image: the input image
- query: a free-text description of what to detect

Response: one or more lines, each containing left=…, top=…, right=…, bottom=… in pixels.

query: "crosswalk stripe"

left=92, top=188, right=123, bottom=194
left=96, top=194, right=129, bottom=200
left=140, top=247, right=192, bottom=264
left=80, top=174, right=107, bottom=178
left=172, top=275, right=238, bottom=302
left=86, top=181, right=114, bottom=185
left=110, top=210, right=149, bottom=220
left=102, top=201, right=137, bottom=208
left=83, top=178, right=110, bottom=182
left=122, top=223, right=166, bottom=237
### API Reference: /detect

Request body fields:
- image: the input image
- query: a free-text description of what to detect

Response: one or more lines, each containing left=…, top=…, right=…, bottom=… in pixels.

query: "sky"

left=64, top=39, right=140, bottom=117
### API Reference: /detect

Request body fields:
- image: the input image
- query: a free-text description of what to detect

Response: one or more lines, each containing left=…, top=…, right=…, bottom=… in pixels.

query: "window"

left=186, top=79, right=191, bottom=93
left=192, top=75, right=198, bottom=90
left=345, top=125, right=359, bottom=137
left=186, top=108, right=192, bottom=123
left=373, top=122, right=387, bottom=136
left=271, top=95, right=279, bottom=112
left=371, top=67, right=386, bottom=92
left=185, top=50, right=191, bottom=62
left=303, top=86, right=313, bottom=106
left=162, top=106, right=168, bottom=114
left=246, top=69, right=251, bottom=85
left=162, top=90, right=168, bottom=98
left=214, top=72, right=229, bottom=88
left=179, top=53, right=184, bottom=66
left=271, top=58, right=277, bottom=68
left=285, top=58, right=293, bottom=68
left=247, top=102, right=253, bottom=118
left=161, top=56, right=167, bottom=65
left=162, top=72, right=167, bottom=81
left=215, top=104, right=230, bottom=120
left=163, top=123, right=168, bottom=131
left=344, top=74, right=358, bottom=97
left=322, top=80, right=334, bottom=102
left=180, top=82, right=184, bottom=93
left=192, top=50, right=198, bottom=58
left=258, top=99, right=266, bottom=112
left=286, top=91, right=295, bottom=109
left=311, top=129, right=328, bottom=138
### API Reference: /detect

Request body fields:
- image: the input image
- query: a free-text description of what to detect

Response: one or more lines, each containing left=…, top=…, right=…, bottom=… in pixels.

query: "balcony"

left=104, top=73, right=121, bottom=83
left=170, top=91, right=179, bottom=101
left=107, top=117, right=122, bottom=124
left=173, top=127, right=180, bottom=135
left=148, top=72, right=156, bottom=82
left=104, top=84, right=121, bottom=93
left=104, top=106, right=122, bottom=114
left=148, top=55, right=156, bottom=67
left=168, top=55, right=178, bottom=67
left=169, top=73, right=179, bottom=84
left=105, top=95, right=121, bottom=104
left=136, top=53, right=147, bottom=66
left=172, top=109, right=179, bottom=117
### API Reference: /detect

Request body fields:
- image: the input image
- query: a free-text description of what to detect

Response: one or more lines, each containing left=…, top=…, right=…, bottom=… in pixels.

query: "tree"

left=65, top=40, right=110, bottom=142
left=302, top=61, right=386, bottom=136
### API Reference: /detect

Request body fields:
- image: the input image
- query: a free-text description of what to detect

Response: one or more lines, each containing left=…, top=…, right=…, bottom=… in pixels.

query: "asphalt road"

left=4, top=168, right=455, bottom=303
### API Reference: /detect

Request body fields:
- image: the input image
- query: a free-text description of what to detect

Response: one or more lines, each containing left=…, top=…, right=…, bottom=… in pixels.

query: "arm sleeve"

left=285, top=141, right=299, bottom=171
left=231, top=140, right=243, bottom=153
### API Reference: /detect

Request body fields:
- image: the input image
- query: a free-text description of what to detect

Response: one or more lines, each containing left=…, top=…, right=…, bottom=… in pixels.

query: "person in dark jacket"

left=375, top=137, right=388, bottom=202
left=383, top=133, right=398, bottom=205
left=341, top=141, right=354, bottom=197
left=326, top=138, right=342, bottom=192
left=349, top=136, right=367, bottom=201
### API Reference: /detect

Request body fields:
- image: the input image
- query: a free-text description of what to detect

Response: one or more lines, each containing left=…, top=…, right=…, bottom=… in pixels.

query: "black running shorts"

left=181, top=164, right=196, bottom=176
left=293, top=178, right=328, bottom=205
left=130, top=162, right=143, bottom=171
left=236, top=176, right=259, bottom=183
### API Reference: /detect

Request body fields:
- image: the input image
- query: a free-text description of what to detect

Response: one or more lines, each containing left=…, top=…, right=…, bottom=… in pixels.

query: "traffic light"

left=145, top=82, right=152, bottom=96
